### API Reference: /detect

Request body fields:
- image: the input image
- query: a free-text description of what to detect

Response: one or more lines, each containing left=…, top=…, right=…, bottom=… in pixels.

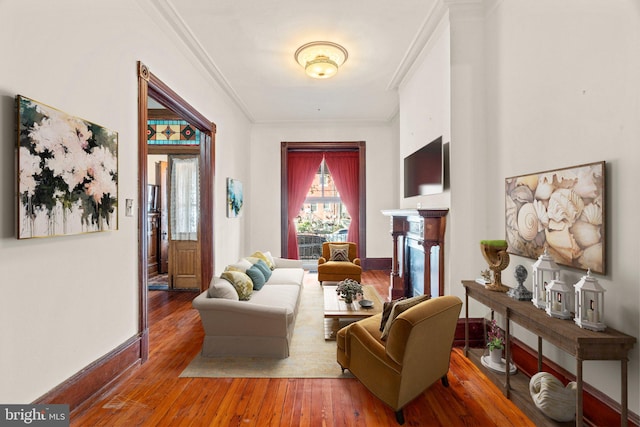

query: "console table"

left=462, top=280, right=636, bottom=427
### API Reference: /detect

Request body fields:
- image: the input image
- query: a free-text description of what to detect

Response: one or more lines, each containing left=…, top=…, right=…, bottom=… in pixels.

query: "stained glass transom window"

left=147, top=120, right=200, bottom=145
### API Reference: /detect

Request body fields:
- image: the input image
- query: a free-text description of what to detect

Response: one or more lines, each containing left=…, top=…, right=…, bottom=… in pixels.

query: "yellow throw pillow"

left=380, top=294, right=430, bottom=340
left=220, top=271, right=253, bottom=301
left=251, top=251, right=275, bottom=270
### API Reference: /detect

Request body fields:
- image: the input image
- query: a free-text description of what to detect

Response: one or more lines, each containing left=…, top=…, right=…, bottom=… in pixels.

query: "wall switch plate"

left=125, top=199, right=134, bottom=217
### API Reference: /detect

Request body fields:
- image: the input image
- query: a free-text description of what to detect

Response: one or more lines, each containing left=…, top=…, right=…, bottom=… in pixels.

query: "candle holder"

left=574, top=270, right=606, bottom=331
left=545, top=279, right=572, bottom=319
left=532, top=247, right=560, bottom=309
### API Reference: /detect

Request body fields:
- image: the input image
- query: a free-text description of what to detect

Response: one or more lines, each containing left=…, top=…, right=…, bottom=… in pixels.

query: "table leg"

left=330, top=318, right=339, bottom=340
left=622, top=358, right=628, bottom=427
left=464, top=290, right=469, bottom=357
left=538, top=336, right=543, bottom=372
left=577, top=358, right=583, bottom=427
left=505, top=309, right=510, bottom=399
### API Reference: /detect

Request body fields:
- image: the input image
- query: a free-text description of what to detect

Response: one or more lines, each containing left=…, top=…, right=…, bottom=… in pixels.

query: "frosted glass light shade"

left=295, top=41, right=348, bottom=79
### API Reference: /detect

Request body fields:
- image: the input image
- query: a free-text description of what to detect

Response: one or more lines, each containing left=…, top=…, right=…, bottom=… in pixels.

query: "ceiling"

left=150, top=0, right=440, bottom=123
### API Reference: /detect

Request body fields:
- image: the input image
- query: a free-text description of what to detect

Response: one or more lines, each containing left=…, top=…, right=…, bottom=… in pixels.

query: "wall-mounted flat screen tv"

left=404, top=136, right=447, bottom=197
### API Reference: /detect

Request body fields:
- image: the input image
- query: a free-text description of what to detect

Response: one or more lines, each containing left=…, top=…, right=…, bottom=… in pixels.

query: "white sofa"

left=192, top=257, right=305, bottom=358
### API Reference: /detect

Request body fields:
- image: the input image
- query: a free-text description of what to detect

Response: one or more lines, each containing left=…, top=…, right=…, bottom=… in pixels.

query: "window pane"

left=295, top=158, right=351, bottom=259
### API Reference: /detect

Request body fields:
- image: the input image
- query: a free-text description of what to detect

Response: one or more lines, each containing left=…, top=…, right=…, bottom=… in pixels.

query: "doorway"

left=137, top=62, right=216, bottom=361
left=146, top=105, right=202, bottom=291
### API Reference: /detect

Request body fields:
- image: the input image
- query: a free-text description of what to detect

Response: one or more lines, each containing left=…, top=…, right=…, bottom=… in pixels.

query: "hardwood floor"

left=70, top=270, right=535, bottom=426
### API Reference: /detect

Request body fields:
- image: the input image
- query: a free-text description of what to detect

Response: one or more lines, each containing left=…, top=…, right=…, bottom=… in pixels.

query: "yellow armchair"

left=317, top=242, right=362, bottom=285
left=336, top=295, right=463, bottom=425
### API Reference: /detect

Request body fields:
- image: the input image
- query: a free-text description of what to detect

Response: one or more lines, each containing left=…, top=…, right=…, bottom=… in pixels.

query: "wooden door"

left=168, top=155, right=201, bottom=289
left=156, top=161, right=169, bottom=274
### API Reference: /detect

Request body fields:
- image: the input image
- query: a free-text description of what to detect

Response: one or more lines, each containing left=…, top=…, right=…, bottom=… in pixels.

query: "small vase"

left=490, top=348, right=503, bottom=364
left=343, top=294, right=353, bottom=304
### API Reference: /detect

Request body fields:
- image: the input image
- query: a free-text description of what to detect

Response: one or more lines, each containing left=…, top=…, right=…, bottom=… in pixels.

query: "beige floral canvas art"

left=17, top=95, right=118, bottom=239
left=505, top=161, right=605, bottom=274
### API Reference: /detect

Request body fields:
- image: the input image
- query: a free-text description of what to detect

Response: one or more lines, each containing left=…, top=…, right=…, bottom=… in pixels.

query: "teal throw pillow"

left=254, top=259, right=272, bottom=281
left=245, top=265, right=266, bottom=290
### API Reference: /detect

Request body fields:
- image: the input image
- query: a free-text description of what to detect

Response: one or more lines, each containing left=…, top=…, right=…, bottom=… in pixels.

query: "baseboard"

left=362, top=257, right=391, bottom=271
left=32, top=335, right=143, bottom=412
left=454, top=318, right=484, bottom=348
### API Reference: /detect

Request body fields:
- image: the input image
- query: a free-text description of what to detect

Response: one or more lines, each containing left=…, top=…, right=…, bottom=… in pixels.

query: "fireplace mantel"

left=381, top=209, right=449, bottom=299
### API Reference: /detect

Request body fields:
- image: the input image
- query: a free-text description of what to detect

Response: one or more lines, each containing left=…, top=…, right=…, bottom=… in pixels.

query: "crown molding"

left=386, top=0, right=449, bottom=91
left=144, top=0, right=256, bottom=122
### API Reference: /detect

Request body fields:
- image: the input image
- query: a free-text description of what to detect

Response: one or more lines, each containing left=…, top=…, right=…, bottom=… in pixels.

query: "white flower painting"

left=505, top=162, right=605, bottom=274
left=17, top=96, right=118, bottom=238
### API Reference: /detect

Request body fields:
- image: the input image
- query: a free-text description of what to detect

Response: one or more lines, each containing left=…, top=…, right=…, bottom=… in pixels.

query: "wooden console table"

left=462, top=280, right=636, bottom=427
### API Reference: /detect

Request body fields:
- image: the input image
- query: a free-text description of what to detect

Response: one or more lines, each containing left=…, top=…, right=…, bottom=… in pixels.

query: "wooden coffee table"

left=323, top=285, right=383, bottom=340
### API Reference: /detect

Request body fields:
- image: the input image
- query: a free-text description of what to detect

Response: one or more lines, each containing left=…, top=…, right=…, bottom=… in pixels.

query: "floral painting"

left=505, top=161, right=605, bottom=274
left=226, top=178, right=243, bottom=218
left=17, top=95, right=118, bottom=239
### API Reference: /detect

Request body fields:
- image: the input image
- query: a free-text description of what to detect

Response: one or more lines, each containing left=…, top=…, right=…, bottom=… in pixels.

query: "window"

left=295, top=160, right=350, bottom=259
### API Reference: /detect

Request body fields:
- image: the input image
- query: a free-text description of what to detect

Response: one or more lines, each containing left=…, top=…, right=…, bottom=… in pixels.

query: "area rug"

left=180, top=272, right=356, bottom=379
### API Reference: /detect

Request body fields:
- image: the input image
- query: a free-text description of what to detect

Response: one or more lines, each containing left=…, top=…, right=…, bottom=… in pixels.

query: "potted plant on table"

left=336, top=278, right=363, bottom=304
left=487, top=319, right=505, bottom=363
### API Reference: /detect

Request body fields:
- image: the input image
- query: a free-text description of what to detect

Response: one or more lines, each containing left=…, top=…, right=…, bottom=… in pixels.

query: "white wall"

left=0, top=0, right=250, bottom=403
left=247, top=122, right=398, bottom=263
left=399, top=13, right=451, bottom=211
left=399, top=0, right=639, bottom=415
left=483, top=0, right=640, bottom=412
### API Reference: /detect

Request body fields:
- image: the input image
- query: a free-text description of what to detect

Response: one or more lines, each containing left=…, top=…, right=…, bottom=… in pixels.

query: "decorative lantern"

left=532, top=248, right=560, bottom=309
left=545, top=279, right=572, bottom=319
left=574, top=270, right=606, bottom=331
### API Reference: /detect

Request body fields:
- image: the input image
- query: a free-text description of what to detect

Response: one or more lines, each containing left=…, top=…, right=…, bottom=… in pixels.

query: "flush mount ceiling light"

left=294, top=41, right=348, bottom=79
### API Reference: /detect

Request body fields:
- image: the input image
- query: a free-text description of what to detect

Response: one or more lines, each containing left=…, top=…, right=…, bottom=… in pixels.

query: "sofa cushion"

left=245, top=265, right=266, bottom=290
left=380, top=294, right=430, bottom=340
left=268, top=268, right=305, bottom=286
left=220, top=271, right=253, bottom=300
left=208, top=277, right=240, bottom=300
left=249, top=284, right=300, bottom=315
left=329, top=243, right=350, bottom=261
left=317, top=261, right=362, bottom=275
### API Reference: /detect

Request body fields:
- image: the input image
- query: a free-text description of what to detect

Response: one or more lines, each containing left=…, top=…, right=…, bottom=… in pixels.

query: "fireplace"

left=381, top=209, right=448, bottom=300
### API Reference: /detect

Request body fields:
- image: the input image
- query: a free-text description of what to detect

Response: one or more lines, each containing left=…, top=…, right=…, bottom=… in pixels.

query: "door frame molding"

left=137, top=61, right=216, bottom=361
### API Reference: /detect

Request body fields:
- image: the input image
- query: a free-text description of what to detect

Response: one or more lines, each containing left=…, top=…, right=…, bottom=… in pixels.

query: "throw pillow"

left=251, top=251, right=275, bottom=270
left=220, top=271, right=253, bottom=301
left=254, top=259, right=272, bottom=281
left=262, top=251, right=276, bottom=270
left=225, top=258, right=253, bottom=273
left=329, top=243, right=350, bottom=262
left=244, top=256, right=260, bottom=265
left=245, top=266, right=266, bottom=290
left=380, top=294, right=430, bottom=341
left=380, top=297, right=406, bottom=332
left=208, top=277, right=240, bottom=300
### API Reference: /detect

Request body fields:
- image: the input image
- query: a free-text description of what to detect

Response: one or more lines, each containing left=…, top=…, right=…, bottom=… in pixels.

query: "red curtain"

left=324, top=151, right=359, bottom=254
left=287, top=152, right=324, bottom=259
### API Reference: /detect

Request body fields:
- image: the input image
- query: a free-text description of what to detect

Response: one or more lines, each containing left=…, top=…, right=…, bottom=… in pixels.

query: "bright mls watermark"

left=0, top=405, right=69, bottom=426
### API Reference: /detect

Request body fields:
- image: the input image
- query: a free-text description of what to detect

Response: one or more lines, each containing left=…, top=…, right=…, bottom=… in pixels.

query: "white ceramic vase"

left=490, top=348, right=502, bottom=364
